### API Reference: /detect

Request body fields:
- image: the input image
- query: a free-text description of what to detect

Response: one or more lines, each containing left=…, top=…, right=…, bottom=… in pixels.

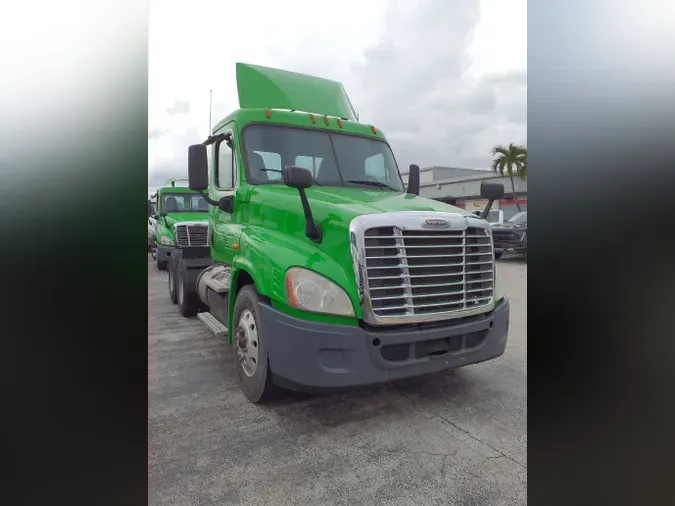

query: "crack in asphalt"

left=437, top=416, right=527, bottom=470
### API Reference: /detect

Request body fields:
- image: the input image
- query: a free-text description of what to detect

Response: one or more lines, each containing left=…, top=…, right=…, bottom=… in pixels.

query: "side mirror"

left=147, top=200, right=152, bottom=217
left=188, top=144, right=208, bottom=191
left=480, top=181, right=504, bottom=200
left=282, top=166, right=313, bottom=189
left=479, top=181, right=504, bottom=220
left=159, top=211, right=167, bottom=218
left=407, top=164, right=420, bottom=196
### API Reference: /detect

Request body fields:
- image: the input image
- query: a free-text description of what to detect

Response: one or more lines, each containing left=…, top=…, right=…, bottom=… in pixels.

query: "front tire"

left=232, top=285, right=277, bottom=403
left=157, top=255, right=167, bottom=271
left=168, top=257, right=178, bottom=304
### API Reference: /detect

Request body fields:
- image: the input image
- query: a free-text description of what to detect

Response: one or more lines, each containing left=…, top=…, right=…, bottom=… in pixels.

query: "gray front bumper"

left=156, top=245, right=176, bottom=263
left=261, top=298, right=510, bottom=391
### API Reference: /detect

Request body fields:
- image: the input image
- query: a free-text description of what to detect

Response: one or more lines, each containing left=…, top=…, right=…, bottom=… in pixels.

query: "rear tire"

left=177, top=262, right=199, bottom=317
left=232, top=285, right=278, bottom=403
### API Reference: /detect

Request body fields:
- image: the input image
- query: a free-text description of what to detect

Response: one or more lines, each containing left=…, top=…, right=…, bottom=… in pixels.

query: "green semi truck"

left=169, top=63, right=509, bottom=403
left=147, top=178, right=210, bottom=270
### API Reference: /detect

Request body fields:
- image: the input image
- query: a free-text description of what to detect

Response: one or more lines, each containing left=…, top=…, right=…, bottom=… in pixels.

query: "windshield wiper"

left=260, top=168, right=322, bottom=186
left=346, top=179, right=397, bottom=191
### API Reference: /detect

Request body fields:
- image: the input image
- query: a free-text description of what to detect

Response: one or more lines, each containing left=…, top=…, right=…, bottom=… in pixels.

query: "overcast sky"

left=149, top=0, right=526, bottom=194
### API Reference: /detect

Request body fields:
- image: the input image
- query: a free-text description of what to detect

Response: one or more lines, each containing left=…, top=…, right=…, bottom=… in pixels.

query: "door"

left=209, top=128, right=239, bottom=265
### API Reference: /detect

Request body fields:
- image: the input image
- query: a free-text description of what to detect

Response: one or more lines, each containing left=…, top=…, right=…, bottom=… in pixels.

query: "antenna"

left=208, top=89, right=213, bottom=135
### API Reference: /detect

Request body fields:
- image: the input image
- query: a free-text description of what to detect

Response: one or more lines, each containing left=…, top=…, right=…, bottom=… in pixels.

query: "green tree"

left=490, top=143, right=527, bottom=212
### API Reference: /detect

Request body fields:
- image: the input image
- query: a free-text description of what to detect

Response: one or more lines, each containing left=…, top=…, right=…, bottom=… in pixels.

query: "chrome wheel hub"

left=235, top=309, right=259, bottom=377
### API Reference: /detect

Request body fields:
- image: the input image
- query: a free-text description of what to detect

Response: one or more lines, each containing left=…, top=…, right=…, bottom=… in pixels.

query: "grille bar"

left=366, top=252, right=466, bottom=259
left=371, top=286, right=493, bottom=301
left=366, top=234, right=489, bottom=240
left=369, top=279, right=493, bottom=290
left=373, top=296, right=493, bottom=312
left=367, top=269, right=493, bottom=281
left=366, top=260, right=492, bottom=270
left=366, top=242, right=489, bottom=249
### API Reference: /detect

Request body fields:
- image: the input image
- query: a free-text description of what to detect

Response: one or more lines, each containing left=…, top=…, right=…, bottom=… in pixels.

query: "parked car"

left=492, top=211, right=527, bottom=261
left=472, top=209, right=504, bottom=226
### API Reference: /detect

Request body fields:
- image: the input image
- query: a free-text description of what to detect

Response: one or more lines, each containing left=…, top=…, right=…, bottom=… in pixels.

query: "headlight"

left=160, top=235, right=174, bottom=246
left=285, top=267, right=355, bottom=317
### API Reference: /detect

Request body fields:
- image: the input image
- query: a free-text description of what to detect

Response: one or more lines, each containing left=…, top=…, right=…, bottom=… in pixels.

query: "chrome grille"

left=350, top=212, right=495, bottom=325
left=174, top=223, right=209, bottom=247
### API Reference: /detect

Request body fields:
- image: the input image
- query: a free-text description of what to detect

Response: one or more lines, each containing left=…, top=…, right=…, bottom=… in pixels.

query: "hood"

left=246, top=186, right=478, bottom=291
left=248, top=186, right=474, bottom=236
left=162, top=212, right=209, bottom=230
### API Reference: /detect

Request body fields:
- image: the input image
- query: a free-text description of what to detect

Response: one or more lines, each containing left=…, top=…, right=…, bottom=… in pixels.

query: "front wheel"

left=168, top=259, right=178, bottom=304
left=232, top=285, right=278, bottom=403
left=156, top=254, right=167, bottom=270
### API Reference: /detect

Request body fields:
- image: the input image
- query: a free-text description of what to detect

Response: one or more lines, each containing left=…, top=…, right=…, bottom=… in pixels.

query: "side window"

left=217, top=139, right=234, bottom=189
left=365, top=153, right=387, bottom=181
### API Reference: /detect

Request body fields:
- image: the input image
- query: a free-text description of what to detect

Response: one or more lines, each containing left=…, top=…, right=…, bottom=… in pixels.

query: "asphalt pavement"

left=149, top=254, right=527, bottom=506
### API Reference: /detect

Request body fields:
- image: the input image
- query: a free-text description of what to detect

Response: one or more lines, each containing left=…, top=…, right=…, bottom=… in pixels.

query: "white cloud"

left=149, top=0, right=526, bottom=190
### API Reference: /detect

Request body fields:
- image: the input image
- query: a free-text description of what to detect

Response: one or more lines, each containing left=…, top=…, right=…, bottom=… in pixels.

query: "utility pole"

left=208, top=89, right=213, bottom=135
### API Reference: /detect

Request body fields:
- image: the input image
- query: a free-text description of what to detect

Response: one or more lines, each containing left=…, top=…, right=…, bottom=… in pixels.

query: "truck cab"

left=171, top=63, right=510, bottom=403
left=148, top=178, right=210, bottom=270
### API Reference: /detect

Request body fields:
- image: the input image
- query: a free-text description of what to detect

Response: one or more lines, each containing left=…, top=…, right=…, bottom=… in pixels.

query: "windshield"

left=508, top=211, right=528, bottom=225
left=242, top=125, right=404, bottom=191
left=161, top=193, right=208, bottom=213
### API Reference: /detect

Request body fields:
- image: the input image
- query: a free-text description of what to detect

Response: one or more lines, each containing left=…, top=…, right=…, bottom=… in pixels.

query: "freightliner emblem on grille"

left=421, top=218, right=450, bottom=229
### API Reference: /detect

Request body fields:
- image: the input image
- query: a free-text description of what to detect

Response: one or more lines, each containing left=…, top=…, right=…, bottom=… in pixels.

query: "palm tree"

left=491, top=143, right=527, bottom=212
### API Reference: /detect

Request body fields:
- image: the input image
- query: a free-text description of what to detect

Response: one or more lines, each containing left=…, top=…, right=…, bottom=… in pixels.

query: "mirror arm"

left=198, top=190, right=219, bottom=206
left=481, top=200, right=495, bottom=220
left=201, top=132, right=230, bottom=146
left=298, top=188, right=322, bottom=243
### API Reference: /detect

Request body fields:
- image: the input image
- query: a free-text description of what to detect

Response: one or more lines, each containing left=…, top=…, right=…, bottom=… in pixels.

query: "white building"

left=401, top=166, right=528, bottom=220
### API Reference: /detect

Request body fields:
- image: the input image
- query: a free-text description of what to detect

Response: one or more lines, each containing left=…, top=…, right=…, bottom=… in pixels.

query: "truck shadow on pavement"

left=255, top=367, right=480, bottom=435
